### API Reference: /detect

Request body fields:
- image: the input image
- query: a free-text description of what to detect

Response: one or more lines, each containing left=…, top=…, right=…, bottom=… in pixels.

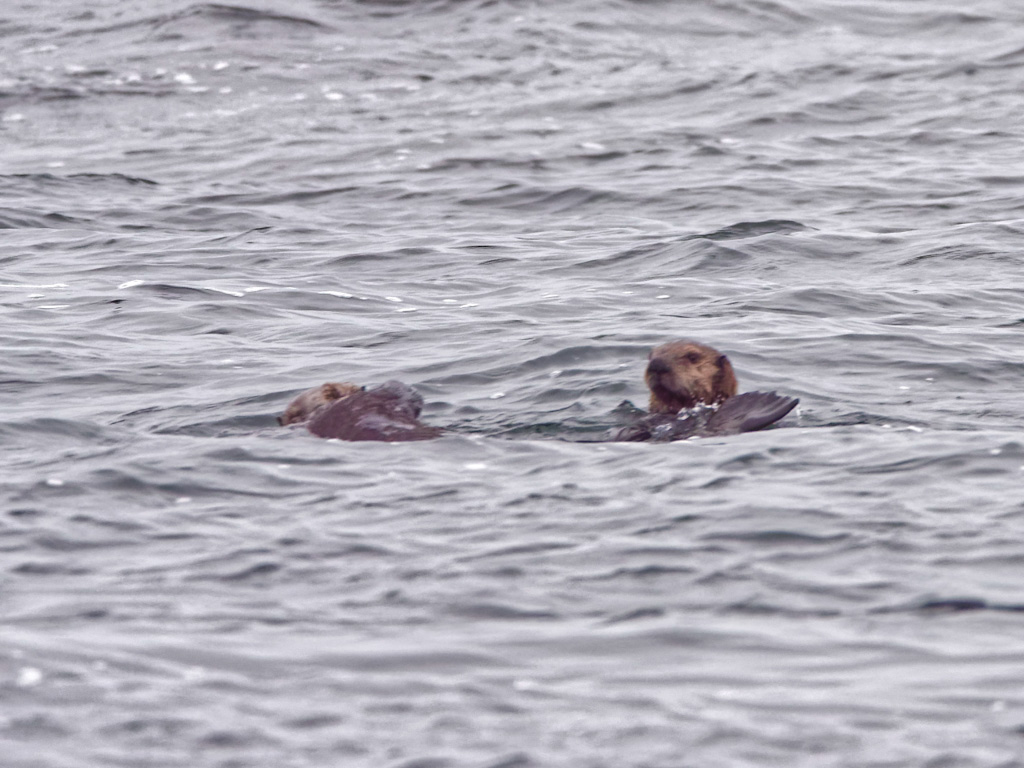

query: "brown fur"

left=645, top=340, right=738, bottom=414
left=306, top=380, right=443, bottom=442
left=278, top=382, right=362, bottom=426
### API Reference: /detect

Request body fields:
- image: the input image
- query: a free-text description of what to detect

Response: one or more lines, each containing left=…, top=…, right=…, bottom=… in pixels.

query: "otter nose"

left=646, top=357, right=671, bottom=376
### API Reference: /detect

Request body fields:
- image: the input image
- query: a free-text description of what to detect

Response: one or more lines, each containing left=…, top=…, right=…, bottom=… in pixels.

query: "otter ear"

left=713, top=354, right=738, bottom=400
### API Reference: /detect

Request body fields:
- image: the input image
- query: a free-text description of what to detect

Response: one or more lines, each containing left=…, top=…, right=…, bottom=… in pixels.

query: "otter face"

left=645, top=340, right=738, bottom=414
left=278, top=382, right=362, bottom=426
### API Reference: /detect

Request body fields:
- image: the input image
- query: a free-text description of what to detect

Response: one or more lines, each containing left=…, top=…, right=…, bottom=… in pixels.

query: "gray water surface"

left=3, top=1, right=1024, bottom=766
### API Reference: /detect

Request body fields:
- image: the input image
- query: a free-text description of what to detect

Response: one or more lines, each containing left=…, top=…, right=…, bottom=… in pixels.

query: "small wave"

left=576, top=237, right=752, bottom=272
left=701, top=219, right=808, bottom=240
left=446, top=601, right=559, bottom=621
left=875, top=597, right=1024, bottom=615
left=0, top=172, right=158, bottom=189
left=75, top=2, right=330, bottom=39
left=0, top=208, right=89, bottom=229
left=459, top=184, right=626, bottom=213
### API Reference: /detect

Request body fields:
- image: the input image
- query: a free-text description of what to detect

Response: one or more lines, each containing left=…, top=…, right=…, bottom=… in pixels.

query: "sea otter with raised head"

left=279, top=379, right=442, bottom=442
left=614, top=340, right=798, bottom=441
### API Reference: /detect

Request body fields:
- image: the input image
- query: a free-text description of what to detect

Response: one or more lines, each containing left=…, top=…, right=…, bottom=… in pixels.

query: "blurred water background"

left=3, top=1, right=1024, bottom=766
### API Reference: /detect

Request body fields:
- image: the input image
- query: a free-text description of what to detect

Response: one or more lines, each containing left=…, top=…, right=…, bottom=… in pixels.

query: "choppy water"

left=3, top=1, right=1024, bottom=766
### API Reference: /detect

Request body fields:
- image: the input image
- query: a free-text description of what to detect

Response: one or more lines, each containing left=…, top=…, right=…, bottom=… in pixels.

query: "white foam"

left=16, top=668, right=42, bottom=688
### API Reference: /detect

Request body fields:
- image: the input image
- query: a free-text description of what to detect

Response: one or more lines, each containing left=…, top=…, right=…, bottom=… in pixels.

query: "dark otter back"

left=613, top=410, right=707, bottom=442
left=306, top=381, right=443, bottom=442
left=613, top=391, right=798, bottom=442
left=703, top=391, right=798, bottom=436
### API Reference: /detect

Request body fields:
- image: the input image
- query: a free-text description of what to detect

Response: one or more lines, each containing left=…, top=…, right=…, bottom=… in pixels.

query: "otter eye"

left=684, top=351, right=701, bottom=364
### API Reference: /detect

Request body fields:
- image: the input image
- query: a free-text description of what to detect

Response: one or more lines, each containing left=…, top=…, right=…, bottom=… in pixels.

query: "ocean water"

left=3, top=1, right=1024, bottom=766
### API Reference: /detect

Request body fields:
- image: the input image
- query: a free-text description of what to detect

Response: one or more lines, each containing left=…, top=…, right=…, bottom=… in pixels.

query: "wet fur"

left=306, top=380, right=443, bottom=442
left=278, top=340, right=794, bottom=444
left=645, top=340, right=738, bottom=413
left=278, top=382, right=362, bottom=426
left=618, top=340, right=797, bottom=441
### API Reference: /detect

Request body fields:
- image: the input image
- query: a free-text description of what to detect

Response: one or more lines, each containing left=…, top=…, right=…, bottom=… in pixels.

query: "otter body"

left=278, top=382, right=362, bottom=426
left=280, top=380, right=442, bottom=442
left=307, top=380, right=443, bottom=442
left=278, top=340, right=795, bottom=444
left=615, top=340, right=797, bottom=441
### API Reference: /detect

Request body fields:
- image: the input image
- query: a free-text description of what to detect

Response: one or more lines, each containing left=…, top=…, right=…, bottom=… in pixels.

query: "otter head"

left=372, top=380, right=425, bottom=420
left=278, top=381, right=362, bottom=426
left=645, top=340, right=737, bottom=414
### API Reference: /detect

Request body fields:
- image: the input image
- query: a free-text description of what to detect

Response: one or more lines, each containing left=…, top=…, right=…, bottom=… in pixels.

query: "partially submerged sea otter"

left=279, top=380, right=442, bottom=441
left=614, top=340, right=798, bottom=441
left=280, top=341, right=795, bottom=443
left=277, top=382, right=363, bottom=426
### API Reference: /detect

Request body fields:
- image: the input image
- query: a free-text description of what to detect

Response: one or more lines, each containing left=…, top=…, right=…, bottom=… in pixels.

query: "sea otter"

left=279, top=380, right=442, bottom=441
left=614, top=340, right=798, bottom=441
left=278, top=382, right=363, bottom=426
left=280, top=341, right=795, bottom=443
